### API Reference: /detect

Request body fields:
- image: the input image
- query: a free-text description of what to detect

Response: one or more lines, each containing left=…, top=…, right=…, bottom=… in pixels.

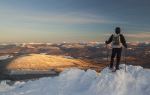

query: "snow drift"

left=0, top=64, right=150, bottom=95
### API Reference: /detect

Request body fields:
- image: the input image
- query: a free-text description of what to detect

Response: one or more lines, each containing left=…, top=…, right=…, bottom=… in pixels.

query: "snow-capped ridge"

left=0, top=64, right=150, bottom=95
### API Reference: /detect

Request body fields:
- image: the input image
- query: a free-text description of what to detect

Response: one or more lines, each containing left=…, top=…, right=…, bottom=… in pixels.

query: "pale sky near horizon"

left=0, top=0, right=150, bottom=43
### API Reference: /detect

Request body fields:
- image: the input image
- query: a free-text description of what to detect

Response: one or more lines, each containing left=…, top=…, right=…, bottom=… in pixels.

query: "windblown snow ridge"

left=0, top=64, right=150, bottom=95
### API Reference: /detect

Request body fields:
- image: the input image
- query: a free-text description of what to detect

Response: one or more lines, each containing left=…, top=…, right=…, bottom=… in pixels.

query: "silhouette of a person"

left=105, top=27, right=127, bottom=70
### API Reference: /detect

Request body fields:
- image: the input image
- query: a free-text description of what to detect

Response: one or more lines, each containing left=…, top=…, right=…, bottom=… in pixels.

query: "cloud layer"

left=126, top=33, right=150, bottom=38
left=0, top=9, right=114, bottom=24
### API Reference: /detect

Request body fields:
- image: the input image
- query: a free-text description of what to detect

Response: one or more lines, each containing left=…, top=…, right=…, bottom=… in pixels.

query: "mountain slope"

left=6, top=54, right=91, bottom=72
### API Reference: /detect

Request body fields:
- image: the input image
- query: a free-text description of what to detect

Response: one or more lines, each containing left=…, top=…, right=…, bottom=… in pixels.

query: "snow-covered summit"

left=0, top=64, right=150, bottom=95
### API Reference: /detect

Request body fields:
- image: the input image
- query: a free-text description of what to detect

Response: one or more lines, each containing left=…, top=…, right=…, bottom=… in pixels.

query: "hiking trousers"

left=110, top=48, right=122, bottom=69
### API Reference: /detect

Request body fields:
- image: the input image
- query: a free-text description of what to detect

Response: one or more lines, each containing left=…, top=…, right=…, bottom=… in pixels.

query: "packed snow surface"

left=0, top=64, right=150, bottom=95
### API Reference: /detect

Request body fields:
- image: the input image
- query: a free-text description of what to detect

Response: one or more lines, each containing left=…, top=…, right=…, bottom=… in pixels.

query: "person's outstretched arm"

left=105, top=34, right=113, bottom=44
left=120, top=34, right=127, bottom=48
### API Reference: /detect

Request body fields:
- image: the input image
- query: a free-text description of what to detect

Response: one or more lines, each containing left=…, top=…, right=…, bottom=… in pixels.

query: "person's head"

left=115, top=27, right=121, bottom=34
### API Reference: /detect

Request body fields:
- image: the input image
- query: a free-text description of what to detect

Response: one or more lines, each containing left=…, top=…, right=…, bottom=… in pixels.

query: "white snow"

left=0, top=55, right=13, bottom=60
left=63, top=56, right=74, bottom=59
left=0, top=64, right=150, bottom=95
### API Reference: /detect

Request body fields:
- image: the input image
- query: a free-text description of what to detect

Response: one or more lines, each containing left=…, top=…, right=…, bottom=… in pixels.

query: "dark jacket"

left=105, top=34, right=127, bottom=48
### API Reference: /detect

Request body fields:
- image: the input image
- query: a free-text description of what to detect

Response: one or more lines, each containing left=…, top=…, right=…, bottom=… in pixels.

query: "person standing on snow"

left=105, top=27, right=127, bottom=71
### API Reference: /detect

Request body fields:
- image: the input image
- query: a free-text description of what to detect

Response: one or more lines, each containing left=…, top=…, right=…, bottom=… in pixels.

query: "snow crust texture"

left=0, top=64, right=150, bottom=95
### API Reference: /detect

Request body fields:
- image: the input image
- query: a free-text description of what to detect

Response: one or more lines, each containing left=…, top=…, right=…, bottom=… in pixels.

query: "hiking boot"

left=116, top=67, right=120, bottom=70
left=109, top=60, right=113, bottom=69
left=109, top=67, right=113, bottom=70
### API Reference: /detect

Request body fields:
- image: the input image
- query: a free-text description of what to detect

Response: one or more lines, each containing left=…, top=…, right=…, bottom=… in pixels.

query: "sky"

left=0, top=0, right=150, bottom=43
